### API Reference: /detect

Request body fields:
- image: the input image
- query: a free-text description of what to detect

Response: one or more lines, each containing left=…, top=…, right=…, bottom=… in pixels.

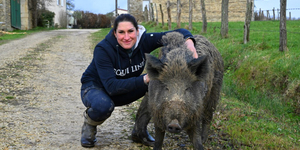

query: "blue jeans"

left=81, top=81, right=147, bottom=122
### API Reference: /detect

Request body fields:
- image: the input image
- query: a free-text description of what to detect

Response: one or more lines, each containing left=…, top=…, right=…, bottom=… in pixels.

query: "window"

left=61, top=0, right=63, bottom=6
left=57, top=0, right=60, bottom=5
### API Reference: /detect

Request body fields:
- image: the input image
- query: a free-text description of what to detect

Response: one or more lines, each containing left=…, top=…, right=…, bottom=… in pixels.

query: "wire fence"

left=254, top=8, right=300, bottom=20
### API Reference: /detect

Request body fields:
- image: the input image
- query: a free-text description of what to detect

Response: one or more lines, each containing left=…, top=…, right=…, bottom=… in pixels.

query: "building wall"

left=128, top=0, right=143, bottom=22
left=0, top=0, right=13, bottom=31
left=21, top=0, right=32, bottom=30
left=46, top=0, right=67, bottom=27
left=134, top=0, right=251, bottom=23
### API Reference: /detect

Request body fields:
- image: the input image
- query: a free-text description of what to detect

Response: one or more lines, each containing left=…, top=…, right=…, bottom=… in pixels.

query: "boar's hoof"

left=131, top=128, right=155, bottom=147
left=167, top=119, right=182, bottom=133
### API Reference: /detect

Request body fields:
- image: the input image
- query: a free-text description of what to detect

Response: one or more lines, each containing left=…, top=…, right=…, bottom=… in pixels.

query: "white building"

left=112, top=8, right=128, bottom=16
left=46, top=0, right=67, bottom=27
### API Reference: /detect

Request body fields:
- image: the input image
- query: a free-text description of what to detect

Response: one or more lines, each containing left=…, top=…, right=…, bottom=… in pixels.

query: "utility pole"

left=115, top=0, right=118, bottom=16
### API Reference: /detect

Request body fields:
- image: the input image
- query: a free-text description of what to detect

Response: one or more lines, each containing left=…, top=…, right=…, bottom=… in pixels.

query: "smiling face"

left=114, top=21, right=139, bottom=50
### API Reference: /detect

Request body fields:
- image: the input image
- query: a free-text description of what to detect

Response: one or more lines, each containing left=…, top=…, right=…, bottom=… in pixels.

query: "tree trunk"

left=279, top=0, right=287, bottom=51
left=167, top=1, right=172, bottom=30
left=201, top=0, right=207, bottom=33
left=220, top=0, right=228, bottom=38
left=188, top=0, right=193, bottom=30
left=243, top=0, right=253, bottom=44
left=160, top=4, right=164, bottom=27
left=176, top=0, right=181, bottom=29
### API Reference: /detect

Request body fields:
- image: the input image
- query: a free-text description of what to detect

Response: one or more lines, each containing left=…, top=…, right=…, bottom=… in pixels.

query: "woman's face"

left=114, top=21, right=139, bottom=50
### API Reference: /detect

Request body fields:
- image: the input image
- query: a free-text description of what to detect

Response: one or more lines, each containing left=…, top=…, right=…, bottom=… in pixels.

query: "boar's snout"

left=167, top=119, right=182, bottom=133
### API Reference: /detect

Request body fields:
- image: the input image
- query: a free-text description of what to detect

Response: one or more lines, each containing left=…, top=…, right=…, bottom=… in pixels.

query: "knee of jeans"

left=88, top=101, right=115, bottom=121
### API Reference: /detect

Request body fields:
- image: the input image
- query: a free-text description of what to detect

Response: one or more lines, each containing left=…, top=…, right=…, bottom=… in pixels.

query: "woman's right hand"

left=143, top=74, right=149, bottom=85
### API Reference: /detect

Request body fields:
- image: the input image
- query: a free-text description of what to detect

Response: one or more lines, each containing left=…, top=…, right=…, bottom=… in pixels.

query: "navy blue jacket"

left=81, top=26, right=195, bottom=97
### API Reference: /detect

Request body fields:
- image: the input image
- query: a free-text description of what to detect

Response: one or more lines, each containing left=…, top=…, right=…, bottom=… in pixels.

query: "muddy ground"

left=0, top=29, right=231, bottom=150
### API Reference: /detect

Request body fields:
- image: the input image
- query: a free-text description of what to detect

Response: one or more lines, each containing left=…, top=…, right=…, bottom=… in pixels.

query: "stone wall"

left=128, top=0, right=144, bottom=22
left=131, top=0, right=251, bottom=23
left=0, top=0, right=13, bottom=31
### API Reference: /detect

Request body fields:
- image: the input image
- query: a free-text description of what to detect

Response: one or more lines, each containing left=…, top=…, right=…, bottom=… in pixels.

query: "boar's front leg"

left=153, top=126, right=165, bottom=150
left=187, top=122, right=204, bottom=150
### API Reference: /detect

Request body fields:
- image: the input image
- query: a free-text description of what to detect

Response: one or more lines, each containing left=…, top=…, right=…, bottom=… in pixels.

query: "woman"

left=80, top=14, right=198, bottom=148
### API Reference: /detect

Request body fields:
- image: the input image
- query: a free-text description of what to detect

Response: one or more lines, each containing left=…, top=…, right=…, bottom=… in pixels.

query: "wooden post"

left=221, top=0, right=229, bottom=38
left=167, top=1, right=172, bottom=30
left=273, top=8, right=275, bottom=20
left=289, top=12, right=291, bottom=20
left=188, top=0, right=193, bottom=30
left=267, top=10, right=270, bottom=20
left=144, top=5, right=149, bottom=22
left=176, top=0, right=181, bottom=29
left=279, top=0, right=287, bottom=51
left=155, top=4, right=159, bottom=26
left=150, top=3, right=154, bottom=22
left=201, top=0, right=207, bottom=33
left=160, top=4, right=164, bottom=27
left=243, top=0, right=253, bottom=44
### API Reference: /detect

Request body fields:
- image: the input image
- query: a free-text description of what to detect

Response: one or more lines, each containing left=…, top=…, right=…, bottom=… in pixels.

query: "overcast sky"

left=73, top=0, right=300, bottom=19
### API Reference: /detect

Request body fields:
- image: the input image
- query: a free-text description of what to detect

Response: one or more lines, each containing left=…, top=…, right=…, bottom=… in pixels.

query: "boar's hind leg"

left=202, top=71, right=223, bottom=143
left=154, top=126, right=165, bottom=150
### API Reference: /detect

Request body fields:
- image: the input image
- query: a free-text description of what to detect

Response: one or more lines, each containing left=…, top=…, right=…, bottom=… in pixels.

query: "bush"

left=76, top=11, right=111, bottom=28
left=37, top=10, right=55, bottom=27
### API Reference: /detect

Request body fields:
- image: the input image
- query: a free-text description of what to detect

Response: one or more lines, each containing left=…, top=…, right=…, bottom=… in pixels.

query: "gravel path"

left=0, top=29, right=230, bottom=150
left=0, top=29, right=146, bottom=150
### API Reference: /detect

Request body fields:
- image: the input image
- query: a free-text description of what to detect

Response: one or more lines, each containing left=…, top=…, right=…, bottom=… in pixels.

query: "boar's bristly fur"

left=142, top=32, right=224, bottom=150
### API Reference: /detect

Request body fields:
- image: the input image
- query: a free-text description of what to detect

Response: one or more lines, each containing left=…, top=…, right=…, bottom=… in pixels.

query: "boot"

left=81, top=109, right=104, bottom=148
left=131, top=94, right=155, bottom=147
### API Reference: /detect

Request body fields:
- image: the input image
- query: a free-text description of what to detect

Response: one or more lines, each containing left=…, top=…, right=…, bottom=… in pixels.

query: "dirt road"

left=0, top=29, right=147, bottom=150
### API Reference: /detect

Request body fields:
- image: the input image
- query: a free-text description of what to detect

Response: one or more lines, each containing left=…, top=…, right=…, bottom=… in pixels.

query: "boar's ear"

left=145, top=54, right=164, bottom=79
left=188, top=55, right=209, bottom=78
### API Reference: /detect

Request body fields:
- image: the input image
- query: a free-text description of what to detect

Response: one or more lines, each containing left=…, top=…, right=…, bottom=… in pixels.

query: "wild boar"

left=144, top=32, right=224, bottom=150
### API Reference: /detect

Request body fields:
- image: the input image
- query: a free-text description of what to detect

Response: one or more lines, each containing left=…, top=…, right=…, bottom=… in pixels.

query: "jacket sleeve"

left=142, top=28, right=196, bottom=53
left=93, top=45, right=148, bottom=96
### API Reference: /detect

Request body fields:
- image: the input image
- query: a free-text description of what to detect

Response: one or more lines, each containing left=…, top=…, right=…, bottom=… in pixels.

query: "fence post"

left=176, top=0, right=181, bottom=29
left=221, top=0, right=229, bottom=38
left=167, top=1, right=172, bottom=30
left=279, top=0, right=287, bottom=51
left=201, top=0, right=207, bottom=33
left=160, top=4, right=164, bottom=27
left=273, top=8, right=275, bottom=20
left=188, top=0, right=193, bottom=30
left=155, top=4, right=159, bottom=26
left=244, top=0, right=253, bottom=44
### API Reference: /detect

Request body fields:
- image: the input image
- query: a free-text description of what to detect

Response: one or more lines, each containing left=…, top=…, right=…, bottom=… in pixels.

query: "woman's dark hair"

left=113, top=14, right=138, bottom=33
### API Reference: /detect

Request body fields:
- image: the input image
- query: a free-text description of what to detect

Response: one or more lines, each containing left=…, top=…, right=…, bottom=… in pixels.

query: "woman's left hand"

left=185, top=39, right=198, bottom=58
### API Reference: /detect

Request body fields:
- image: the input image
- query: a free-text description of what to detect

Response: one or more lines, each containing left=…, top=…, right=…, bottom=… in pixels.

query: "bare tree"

left=188, top=0, right=193, bottom=30
left=200, top=0, right=207, bottom=33
left=243, top=0, right=253, bottom=44
left=220, top=0, right=229, bottom=38
left=279, top=0, right=287, bottom=51
left=176, top=0, right=181, bottom=29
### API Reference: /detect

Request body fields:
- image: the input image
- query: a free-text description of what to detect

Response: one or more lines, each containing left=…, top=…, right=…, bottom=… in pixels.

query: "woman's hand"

left=185, top=38, right=198, bottom=58
left=143, top=74, right=149, bottom=85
